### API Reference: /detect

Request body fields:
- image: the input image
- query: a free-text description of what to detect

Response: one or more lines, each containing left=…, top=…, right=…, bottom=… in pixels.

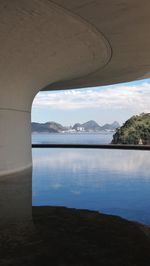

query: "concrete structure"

left=0, top=0, right=150, bottom=226
left=0, top=0, right=150, bottom=176
left=0, top=168, right=32, bottom=226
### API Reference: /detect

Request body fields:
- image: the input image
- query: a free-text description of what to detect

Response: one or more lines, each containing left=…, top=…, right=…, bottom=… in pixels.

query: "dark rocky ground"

left=1, top=206, right=150, bottom=265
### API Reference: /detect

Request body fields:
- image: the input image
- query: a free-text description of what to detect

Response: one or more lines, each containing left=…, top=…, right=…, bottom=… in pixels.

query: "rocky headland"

left=112, top=113, right=150, bottom=145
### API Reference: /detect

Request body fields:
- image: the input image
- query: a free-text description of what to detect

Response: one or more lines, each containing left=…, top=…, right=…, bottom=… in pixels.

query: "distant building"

left=76, top=127, right=85, bottom=132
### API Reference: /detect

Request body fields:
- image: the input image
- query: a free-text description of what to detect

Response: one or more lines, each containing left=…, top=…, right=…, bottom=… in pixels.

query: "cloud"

left=32, top=81, right=150, bottom=113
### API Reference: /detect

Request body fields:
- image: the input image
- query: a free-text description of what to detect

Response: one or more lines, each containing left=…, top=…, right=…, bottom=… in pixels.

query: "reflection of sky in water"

left=32, top=149, right=150, bottom=225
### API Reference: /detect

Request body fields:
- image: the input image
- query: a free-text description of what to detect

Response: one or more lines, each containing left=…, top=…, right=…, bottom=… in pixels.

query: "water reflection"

left=33, top=149, right=150, bottom=177
left=32, top=149, right=150, bottom=225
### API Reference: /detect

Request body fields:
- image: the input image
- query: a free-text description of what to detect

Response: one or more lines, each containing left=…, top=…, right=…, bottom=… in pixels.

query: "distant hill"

left=73, top=120, right=119, bottom=131
left=32, top=122, right=66, bottom=133
left=101, top=121, right=120, bottom=131
left=32, top=120, right=120, bottom=133
left=112, top=113, right=150, bottom=145
left=81, top=120, right=101, bottom=131
left=72, top=123, right=82, bottom=130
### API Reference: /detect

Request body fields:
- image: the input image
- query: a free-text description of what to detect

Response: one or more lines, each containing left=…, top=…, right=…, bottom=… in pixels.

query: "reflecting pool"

left=32, top=148, right=150, bottom=225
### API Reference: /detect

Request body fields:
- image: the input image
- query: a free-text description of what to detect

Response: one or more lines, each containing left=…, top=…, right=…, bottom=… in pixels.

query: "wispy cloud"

left=32, top=81, right=150, bottom=113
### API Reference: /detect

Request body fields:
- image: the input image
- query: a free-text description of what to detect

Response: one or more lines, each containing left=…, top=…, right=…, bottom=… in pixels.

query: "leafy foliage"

left=112, top=113, right=150, bottom=145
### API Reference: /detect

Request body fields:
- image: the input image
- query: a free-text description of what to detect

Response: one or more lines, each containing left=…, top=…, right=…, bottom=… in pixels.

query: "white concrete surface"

left=0, top=0, right=150, bottom=175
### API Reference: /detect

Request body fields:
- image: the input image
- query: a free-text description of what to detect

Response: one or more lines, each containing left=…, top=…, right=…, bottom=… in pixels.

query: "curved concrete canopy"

left=0, top=0, right=150, bottom=175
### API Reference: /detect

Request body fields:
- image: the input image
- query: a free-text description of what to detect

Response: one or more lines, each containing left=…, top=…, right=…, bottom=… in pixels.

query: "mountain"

left=81, top=120, right=101, bottom=131
left=32, top=122, right=66, bottom=133
left=72, top=120, right=101, bottom=131
left=111, top=121, right=120, bottom=129
left=44, top=122, right=66, bottom=131
left=101, top=121, right=120, bottom=130
left=72, top=123, right=82, bottom=130
left=72, top=120, right=119, bottom=131
left=112, top=113, right=150, bottom=145
left=82, top=120, right=101, bottom=131
left=32, top=120, right=120, bottom=133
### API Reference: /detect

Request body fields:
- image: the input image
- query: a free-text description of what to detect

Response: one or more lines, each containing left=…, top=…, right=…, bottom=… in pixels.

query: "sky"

left=32, top=78, right=150, bottom=127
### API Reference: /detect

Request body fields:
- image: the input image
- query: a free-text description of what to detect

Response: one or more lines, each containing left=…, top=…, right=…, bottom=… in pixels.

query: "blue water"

left=32, top=132, right=114, bottom=144
left=32, top=133, right=150, bottom=225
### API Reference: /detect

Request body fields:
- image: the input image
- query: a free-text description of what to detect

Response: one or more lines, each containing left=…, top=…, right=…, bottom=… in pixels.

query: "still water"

left=32, top=133, right=150, bottom=225
left=32, top=132, right=114, bottom=144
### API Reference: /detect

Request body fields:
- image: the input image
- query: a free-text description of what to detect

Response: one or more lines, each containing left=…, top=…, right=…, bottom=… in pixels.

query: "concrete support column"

left=0, top=108, right=32, bottom=176
left=0, top=168, right=32, bottom=228
left=0, top=101, right=33, bottom=230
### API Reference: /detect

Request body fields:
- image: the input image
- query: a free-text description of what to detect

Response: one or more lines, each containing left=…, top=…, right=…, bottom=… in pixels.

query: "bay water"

left=32, top=132, right=150, bottom=225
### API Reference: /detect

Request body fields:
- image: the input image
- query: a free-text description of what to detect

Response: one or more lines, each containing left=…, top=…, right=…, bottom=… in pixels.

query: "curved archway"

left=0, top=0, right=111, bottom=176
left=0, top=0, right=150, bottom=176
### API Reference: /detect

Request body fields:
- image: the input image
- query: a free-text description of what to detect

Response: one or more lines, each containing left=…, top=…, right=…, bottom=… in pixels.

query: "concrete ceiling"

left=0, top=0, right=150, bottom=176
left=47, top=0, right=150, bottom=90
left=0, top=0, right=150, bottom=97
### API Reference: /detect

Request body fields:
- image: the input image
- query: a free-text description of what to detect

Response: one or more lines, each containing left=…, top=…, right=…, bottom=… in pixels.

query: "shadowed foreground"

left=1, top=206, right=150, bottom=266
